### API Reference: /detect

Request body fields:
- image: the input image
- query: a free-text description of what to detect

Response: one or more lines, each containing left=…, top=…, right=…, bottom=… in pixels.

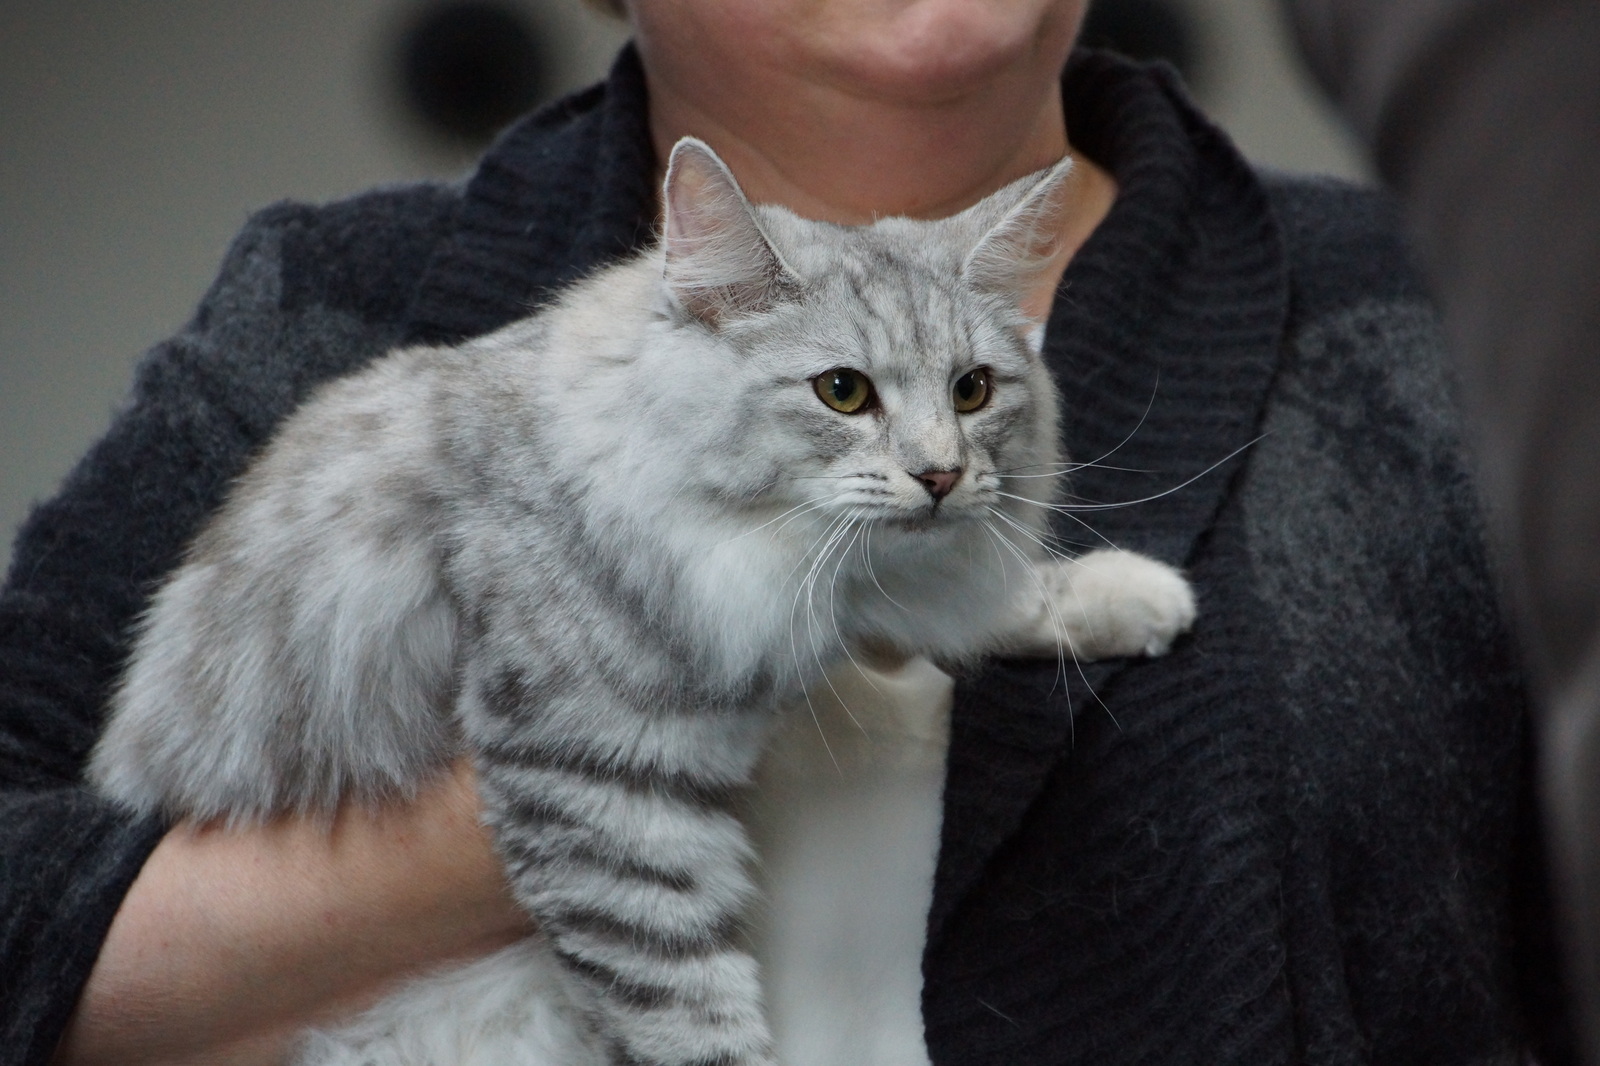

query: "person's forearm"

left=52, top=759, right=530, bottom=1066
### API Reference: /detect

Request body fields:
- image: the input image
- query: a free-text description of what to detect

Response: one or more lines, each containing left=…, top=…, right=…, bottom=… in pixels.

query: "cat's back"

left=435, top=253, right=667, bottom=469
left=234, top=249, right=660, bottom=518
left=92, top=341, right=501, bottom=818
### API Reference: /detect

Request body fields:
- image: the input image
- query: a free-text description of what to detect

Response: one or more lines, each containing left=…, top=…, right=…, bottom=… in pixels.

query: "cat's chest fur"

left=744, top=658, right=953, bottom=1066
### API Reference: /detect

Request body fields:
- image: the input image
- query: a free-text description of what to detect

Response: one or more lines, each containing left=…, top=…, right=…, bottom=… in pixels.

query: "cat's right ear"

left=962, top=156, right=1075, bottom=354
left=662, top=138, right=798, bottom=328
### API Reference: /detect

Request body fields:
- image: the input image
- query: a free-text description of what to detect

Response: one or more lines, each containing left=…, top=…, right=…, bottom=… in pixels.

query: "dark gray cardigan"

left=0, top=47, right=1559, bottom=1065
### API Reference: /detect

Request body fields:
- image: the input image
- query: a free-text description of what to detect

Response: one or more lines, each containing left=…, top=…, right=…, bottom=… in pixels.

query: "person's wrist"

left=54, top=758, right=528, bottom=1066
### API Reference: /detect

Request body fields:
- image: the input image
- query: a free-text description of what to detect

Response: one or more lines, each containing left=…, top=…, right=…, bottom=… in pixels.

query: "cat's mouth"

left=881, top=504, right=959, bottom=532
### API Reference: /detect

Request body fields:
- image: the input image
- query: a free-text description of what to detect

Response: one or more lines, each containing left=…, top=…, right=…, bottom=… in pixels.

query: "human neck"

left=637, top=41, right=1115, bottom=287
left=647, top=71, right=1062, bottom=214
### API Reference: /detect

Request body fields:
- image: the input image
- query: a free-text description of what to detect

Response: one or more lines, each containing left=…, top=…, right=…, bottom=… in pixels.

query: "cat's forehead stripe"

left=828, top=251, right=977, bottom=370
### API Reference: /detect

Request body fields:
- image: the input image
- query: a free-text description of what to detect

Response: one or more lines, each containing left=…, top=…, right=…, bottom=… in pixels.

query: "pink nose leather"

left=913, top=468, right=962, bottom=501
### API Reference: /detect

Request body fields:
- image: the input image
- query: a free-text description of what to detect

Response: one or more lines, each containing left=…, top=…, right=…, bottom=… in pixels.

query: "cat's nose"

left=912, top=468, right=963, bottom=501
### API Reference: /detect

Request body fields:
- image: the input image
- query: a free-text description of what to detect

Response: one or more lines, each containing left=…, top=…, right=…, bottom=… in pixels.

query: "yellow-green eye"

left=952, top=367, right=992, bottom=413
left=814, top=368, right=874, bottom=414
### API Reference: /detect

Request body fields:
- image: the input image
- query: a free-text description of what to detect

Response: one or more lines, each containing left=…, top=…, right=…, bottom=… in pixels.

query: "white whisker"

left=787, top=510, right=857, bottom=772
left=822, top=520, right=875, bottom=735
left=985, top=505, right=1082, bottom=562
left=997, top=463, right=1152, bottom=478
left=981, top=514, right=1124, bottom=736
left=799, top=514, right=857, bottom=704
left=997, top=437, right=1261, bottom=514
left=861, top=521, right=910, bottom=613
left=717, top=494, right=842, bottom=547
left=984, top=517, right=1076, bottom=704
left=979, top=520, right=1012, bottom=600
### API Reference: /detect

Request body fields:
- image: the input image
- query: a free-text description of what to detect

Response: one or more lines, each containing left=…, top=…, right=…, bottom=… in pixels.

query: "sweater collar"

left=404, top=46, right=659, bottom=346
left=403, top=44, right=1288, bottom=939
left=1048, top=52, right=1286, bottom=564
left=929, top=52, right=1288, bottom=937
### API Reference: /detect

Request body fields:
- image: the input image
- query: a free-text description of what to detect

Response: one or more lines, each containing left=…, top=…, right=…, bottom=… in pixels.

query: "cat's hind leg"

left=1000, top=548, right=1197, bottom=661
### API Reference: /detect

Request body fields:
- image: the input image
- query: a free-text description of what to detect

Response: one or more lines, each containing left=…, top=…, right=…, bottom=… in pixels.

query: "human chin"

left=798, top=0, right=1088, bottom=103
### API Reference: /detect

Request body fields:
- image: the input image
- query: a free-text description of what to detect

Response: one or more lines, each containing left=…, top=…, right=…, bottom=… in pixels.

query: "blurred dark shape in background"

left=397, top=0, right=549, bottom=145
left=1079, top=0, right=1209, bottom=94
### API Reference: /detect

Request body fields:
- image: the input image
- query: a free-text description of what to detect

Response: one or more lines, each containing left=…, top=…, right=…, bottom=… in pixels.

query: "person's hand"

left=53, top=758, right=531, bottom=1066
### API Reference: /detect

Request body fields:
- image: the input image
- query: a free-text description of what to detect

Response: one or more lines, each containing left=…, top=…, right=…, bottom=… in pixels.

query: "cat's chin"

left=883, top=514, right=938, bottom=533
left=875, top=507, right=960, bottom=532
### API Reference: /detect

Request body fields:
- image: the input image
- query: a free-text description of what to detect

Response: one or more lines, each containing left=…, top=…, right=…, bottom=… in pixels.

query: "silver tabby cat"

left=91, top=138, right=1196, bottom=1066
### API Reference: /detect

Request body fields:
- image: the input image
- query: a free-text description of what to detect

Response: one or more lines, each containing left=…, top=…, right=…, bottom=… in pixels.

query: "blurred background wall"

left=0, top=0, right=1366, bottom=570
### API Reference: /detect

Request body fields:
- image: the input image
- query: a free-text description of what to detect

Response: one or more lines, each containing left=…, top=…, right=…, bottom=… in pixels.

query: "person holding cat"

left=0, top=1, right=1561, bottom=1064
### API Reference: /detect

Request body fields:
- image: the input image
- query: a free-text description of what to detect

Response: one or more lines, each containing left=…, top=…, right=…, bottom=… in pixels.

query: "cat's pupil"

left=952, top=368, right=992, bottom=412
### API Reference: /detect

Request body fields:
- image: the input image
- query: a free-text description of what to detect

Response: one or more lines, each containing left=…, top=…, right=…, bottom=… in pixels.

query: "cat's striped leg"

left=468, top=667, right=777, bottom=1066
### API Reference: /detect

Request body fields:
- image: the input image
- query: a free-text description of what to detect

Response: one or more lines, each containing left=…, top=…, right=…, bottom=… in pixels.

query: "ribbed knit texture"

left=404, top=51, right=658, bottom=346
left=922, top=56, right=1532, bottom=1065
left=929, top=52, right=1284, bottom=933
left=0, top=45, right=1551, bottom=1065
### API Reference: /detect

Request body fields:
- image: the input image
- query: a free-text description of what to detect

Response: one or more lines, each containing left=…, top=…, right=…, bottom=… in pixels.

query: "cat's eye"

left=814, top=368, right=875, bottom=414
left=952, top=368, right=993, bottom=413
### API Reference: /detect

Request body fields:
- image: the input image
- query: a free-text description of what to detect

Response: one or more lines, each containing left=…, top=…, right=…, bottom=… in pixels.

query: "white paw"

left=1002, top=549, right=1197, bottom=662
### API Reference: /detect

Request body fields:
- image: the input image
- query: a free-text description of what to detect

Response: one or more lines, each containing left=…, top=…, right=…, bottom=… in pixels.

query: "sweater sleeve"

left=0, top=182, right=459, bottom=1065
left=1279, top=0, right=1600, bottom=690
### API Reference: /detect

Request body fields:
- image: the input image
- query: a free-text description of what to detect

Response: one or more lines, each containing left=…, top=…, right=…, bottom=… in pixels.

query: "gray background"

left=0, top=0, right=1365, bottom=570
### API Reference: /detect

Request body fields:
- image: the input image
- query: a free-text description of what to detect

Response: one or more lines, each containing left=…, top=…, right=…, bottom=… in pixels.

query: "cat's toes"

left=1072, top=549, right=1197, bottom=658
left=1130, top=575, right=1198, bottom=657
left=997, top=550, right=1198, bottom=662
left=1008, top=549, right=1196, bottom=662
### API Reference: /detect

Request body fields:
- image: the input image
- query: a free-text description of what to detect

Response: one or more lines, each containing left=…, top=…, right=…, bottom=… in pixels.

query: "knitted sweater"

left=0, top=47, right=1556, bottom=1065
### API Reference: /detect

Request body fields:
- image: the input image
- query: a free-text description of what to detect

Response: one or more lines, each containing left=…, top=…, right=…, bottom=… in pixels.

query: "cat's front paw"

left=1002, top=549, right=1197, bottom=662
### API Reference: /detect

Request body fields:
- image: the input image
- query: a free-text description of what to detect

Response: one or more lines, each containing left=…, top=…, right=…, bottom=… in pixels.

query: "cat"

left=89, top=137, right=1197, bottom=1066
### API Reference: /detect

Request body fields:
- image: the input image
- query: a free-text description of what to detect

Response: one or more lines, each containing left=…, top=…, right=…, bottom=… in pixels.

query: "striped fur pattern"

left=90, top=140, right=1195, bottom=1066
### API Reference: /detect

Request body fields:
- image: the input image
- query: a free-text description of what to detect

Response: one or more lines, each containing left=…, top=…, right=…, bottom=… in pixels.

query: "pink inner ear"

left=1016, top=272, right=1059, bottom=328
left=663, top=143, right=734, bottom=255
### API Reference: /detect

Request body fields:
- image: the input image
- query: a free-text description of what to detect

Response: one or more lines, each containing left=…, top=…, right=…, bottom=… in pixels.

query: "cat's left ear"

left=661, top=137, right=799, bottom=328
left=962, top=156, right=1075, bottom=353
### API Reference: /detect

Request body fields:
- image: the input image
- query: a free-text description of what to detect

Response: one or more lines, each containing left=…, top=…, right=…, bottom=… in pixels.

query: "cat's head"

left=651, top=137, right=1069, bottom=541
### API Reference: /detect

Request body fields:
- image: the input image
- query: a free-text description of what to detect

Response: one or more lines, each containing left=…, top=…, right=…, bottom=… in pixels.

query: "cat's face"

left=654, top=137, right=1067, bottom=542
left=707, top=246, right=1055, bottom=535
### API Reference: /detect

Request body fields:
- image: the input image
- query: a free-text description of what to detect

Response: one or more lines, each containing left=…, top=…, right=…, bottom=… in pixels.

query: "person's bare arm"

left=52, top=759, right=530, bottom=1066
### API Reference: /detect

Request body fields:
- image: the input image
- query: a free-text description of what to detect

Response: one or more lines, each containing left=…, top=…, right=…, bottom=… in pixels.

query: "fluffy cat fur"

left=90, top=138, right=1196, bottom=1066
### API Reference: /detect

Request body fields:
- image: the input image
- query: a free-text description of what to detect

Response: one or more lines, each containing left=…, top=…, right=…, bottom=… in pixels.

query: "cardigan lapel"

left=927, top=54, right=1289, bottom=940
left=404, top=46, right=659, bottom=346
